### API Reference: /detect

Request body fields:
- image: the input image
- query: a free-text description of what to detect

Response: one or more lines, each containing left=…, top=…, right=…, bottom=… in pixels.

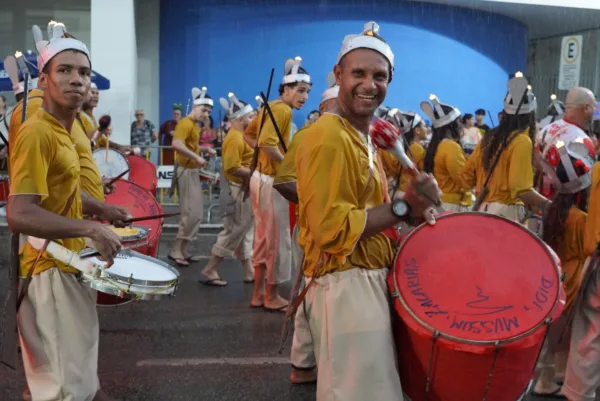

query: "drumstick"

left=106, top=169, right=130, bottom=186
left=122, top=212, right=180, bottom=223
left=105, top=134, right=110, bottom=162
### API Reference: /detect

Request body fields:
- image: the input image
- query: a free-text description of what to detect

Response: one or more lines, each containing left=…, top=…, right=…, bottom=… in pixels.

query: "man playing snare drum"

left=294, top=21, right=441, bottom=401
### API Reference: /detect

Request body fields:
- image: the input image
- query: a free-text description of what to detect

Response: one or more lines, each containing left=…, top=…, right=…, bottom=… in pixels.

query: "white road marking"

left=136, top=356, right=290, bottom=367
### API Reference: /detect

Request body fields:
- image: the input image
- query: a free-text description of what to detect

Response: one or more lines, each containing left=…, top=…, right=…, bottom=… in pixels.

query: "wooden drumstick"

left=106, top=169, right=130, bottom=187
left=122, top=212, right=180, bottom=223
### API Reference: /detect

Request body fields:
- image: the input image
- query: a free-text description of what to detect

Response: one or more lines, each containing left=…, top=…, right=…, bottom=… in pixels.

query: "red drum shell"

left=98, top=179, right=164, bottom=305
left=0, top=176, right=8, bottom=202
left=126, top=155, right=157, bottom=193
left=389, top=212, right=565, bottom=401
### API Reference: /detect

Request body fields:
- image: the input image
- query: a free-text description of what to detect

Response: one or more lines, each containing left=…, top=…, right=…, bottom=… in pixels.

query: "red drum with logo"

left=388, top=212, right=565, bottom=401
left=99, top=179, right=164, bottom=306
left=126, top=154, right=158, bottom=193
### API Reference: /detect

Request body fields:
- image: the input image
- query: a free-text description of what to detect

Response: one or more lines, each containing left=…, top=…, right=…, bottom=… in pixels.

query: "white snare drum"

left=93, top=148, right=130, bottom=179
left=199, top=169, right=218, bottom=183
left=80, top=249, right=179, bottom=301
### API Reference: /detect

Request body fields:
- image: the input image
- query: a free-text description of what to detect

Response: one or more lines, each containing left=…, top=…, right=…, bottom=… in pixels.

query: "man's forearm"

left=82, top=190, right=106, bottom=216
left=274, top=182, right=298, bottom=203
left=173, top=141, right=200, bottom=161
left=518, top=189, right=548, bottom=212
left=359, top=203, right=404, bottom=240
left=231, top=167, right=251, bottom=180
left=244, top=136, right=257, bottom=149
left=260, top=146, right=284, bottom=163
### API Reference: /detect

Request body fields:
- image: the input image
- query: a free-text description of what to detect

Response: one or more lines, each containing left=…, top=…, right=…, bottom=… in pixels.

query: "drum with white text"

left=388, top=212, right=565, bottom=401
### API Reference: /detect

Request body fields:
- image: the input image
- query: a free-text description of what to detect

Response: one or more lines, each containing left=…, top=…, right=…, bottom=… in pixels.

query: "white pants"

left=211, top=184, right=254, bottom=260
left=478, top=202, right=526, bottom=222
left=249, top=171, right=292, bottom=284
left=305, top=267, right=403, bottom=401
left=176, top=167, right=204, bottom=241
left=18, top=268, right=100, bottom=401
left=442, top=202, right=472, bottom=213
left=290, top=225, right=316, bottom=370
left=563, top=259, right=600, bottom=401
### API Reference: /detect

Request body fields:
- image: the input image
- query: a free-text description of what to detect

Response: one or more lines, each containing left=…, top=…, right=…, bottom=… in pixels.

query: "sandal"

left=168, top=255, right=190, bottom=267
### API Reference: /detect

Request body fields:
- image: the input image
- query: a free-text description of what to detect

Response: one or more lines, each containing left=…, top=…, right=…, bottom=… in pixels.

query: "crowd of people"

left=3, top=16, right=600, bottom=401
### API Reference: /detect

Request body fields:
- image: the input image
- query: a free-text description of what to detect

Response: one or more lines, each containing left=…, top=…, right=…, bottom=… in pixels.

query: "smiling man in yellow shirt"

left=294, top=22, right=441, bottom=401
left=244, top=57, right=311, bottom=311
left=199, top=93, right=255, bottom=286
left=7, top=21, right=123, bottom=401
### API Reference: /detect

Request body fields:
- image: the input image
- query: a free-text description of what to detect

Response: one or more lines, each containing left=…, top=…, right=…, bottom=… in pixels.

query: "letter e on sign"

left=559, top=35, right=583, bottom=90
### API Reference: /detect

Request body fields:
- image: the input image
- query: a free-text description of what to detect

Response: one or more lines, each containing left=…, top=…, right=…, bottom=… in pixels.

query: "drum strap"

left=16, top=189, right=77, bottom=311
left=0, top=232, right=20, bottom=369
left=473, top=131, right=521, bottom=211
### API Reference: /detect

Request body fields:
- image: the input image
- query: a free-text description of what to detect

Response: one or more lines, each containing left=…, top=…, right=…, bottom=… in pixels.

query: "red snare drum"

left=388, top=212, right=565, bottom=401
left=289, top=203, right=296, bottom=235
left=126, top=154, right=158, bottom=193
left=0, top=175, right=9, bottom=202
left=99, top=179, right=164, bottom=306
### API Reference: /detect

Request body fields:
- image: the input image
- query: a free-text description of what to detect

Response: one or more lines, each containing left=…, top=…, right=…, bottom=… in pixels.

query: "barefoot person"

left=199, top=93, right=256, bottom=286
left=295, top=22, right=441, bottom=400
left=169, top=86, right=216, bottom=267
left=8, top=21, right=124, bottom=401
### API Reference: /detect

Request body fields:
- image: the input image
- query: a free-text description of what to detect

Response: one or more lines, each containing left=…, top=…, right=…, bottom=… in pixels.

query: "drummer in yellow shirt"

left=7, top=23, right=123, bottom=401
left=199, top=93, right=255, bottom=286
left=294, top=21, right=441, bottom=401
left=244, top=56, right=311, bottom=311
left=273, top=74, right=338, bottom=385
left=169, top=86, right=216, bottom=266
left=420, top=95, right=472, bottom=212
left=462, top=73, right=548, bottom=221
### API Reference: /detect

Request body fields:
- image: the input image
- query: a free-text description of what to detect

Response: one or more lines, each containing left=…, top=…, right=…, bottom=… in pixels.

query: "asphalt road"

left=0, top=227, right=589, bottom=400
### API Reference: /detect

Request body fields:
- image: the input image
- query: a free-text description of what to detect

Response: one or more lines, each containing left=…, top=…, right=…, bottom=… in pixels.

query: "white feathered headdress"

left=219, top=92, right=253, bottom=120
left=33, top=20, right=90, bottom=72
left=420, top=94, right=461, bottom=129
left=192, top=86, right=213, bottom=107
left=504, top=72, right=537, bottom=115
left=282, top=56, right=311, bottom=85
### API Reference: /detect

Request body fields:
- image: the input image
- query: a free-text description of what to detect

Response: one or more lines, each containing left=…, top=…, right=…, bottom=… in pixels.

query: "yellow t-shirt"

left=94, top=134, right=109, bottom=150
left=556, top=207, right=588, bottom=310
left=585, top=163, right=600, bottom=256
left=274, top=127, right=309, bottom=186
left=433, top=140, right=472, bottom=205
left=79, top=111, right=98, bottom=139
left=174, top=116, right=201, bottom=169
left=378, top=149, right=400, bottom=182
left=222, top=127, right=254, bottom=184
left=244, top=100, right=292, bottom=176
left=10, top=109, right=84, bottom=277
left=398, top=142, right=426, bottom=193
left=462, top=129, right=534, bottom=205
left=295, top=114, right=394, bottom=278
left=73, top=115, right=104, bottom=201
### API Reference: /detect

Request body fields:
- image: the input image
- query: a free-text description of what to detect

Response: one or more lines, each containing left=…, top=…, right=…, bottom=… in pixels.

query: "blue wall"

left=159, top=0, right=528, bottom=128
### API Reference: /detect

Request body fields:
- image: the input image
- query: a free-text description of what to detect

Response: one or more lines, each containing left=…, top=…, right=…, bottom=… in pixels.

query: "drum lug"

left=560, top=272, right=566, bottom=282
left=391, top=290, right=400, bottom=298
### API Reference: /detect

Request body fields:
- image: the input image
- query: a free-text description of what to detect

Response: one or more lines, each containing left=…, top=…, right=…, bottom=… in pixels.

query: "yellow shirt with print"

left=174, top=116, right=201, bottom=169
left=73, top=115, right=105, bottom=201
left=10, top=109, right=85, bottom=277
left=244, top=100, right=292, bottom=177
left=295, top=114, right=394, bottom=278
left=398, top=142, right=426, bottom=193
left=222, top=127, right=254, bottom=184
left=434, top=140, right=472, bottom=206
left=585, top=163, right=600, bottom=256
left=462, top=129, right=534, bottom=205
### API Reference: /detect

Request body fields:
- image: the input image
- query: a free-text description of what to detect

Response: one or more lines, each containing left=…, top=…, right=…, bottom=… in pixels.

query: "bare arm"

left=231, top=167, right=252, bottom=180
left=518, top=190, right=548, bottom=212
left=244, top=134, right=257, bottom=149
left=8, top=194, right=97, bottom=240
left=261, top=146, right=284, bottom=163
left=274, top=182, right=299, bottom=204
left=172, top=139, right=203, bottom=163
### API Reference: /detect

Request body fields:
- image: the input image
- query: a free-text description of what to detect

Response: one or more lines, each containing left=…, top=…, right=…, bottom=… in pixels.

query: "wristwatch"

left=392, top=199, right=415, bottom=224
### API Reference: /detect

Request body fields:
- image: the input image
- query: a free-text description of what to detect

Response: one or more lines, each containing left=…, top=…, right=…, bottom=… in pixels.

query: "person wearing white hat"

left=420, top=95, right=472, bottom=212
left=199, top=93, right=256, bottom=286
left=294, top=22, right=440, bottom=400
left=273, top=72, right=338, bottom=385
left=244, top=56, right=311, bottom=312
left=463, top=72, right=548, bottom=221
left=169, top=86, right=217, bottom=267
left=7, top=20, right=124, bottom=401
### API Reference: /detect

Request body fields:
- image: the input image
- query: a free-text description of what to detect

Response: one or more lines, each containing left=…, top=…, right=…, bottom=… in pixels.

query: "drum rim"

left=93, top=148, right=131, bottom=180
left=86, top=279, right=174, bottom=300
left=391, top=211, right=562, bottom=345
left=106, top=224, right=151, bottom=242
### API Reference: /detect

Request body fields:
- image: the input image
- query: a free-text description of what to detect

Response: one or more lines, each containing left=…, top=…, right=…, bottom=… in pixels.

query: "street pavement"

left=0, top=227, right=590, bottom=400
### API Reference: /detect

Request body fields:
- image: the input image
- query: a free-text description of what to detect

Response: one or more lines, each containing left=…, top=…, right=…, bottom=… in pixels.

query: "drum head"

left=392, top=212, right=563, bottom=343
left=93, top=148, right=130, bottom=179
left=105, top=180, right=164, bottom=249
left=127, top=155, right=157, bottom=192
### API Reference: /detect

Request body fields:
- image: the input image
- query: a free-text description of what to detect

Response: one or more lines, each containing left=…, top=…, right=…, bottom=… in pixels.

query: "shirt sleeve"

left=462, top=144, right=481, bottom=189
left=274, top=134, right=300, bottom=185
left=410, top=143, right=426, bottom=171
left=296, top=136, right=367, bottom=257
left=173, top=119, right=190, bottom=144
left=258, top=106, right=290, bottom=148
left=10, top=124, right=52, bottom=200
left=584, top=164, right=600, bottom=255
left=244, top=111, right=259, bottom=142
left=222, top=136, right=243, bottom=175
left=445, top=142, right=468, bottom=189
left=508, top=136, right=534, bottom=199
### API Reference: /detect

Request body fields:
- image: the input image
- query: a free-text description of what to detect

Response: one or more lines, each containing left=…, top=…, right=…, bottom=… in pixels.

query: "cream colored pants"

left=249, top=171, right=292, bottom=284
left=478, top=202, right=526, bottom=222
left=305, top=267, right=403, bottom=401
left=290, top=225, right=316, bottom=370
left=211, top=184, right=254, bottom=260
left=563, top=258, right=600, bottom=401
left=176, top=167, right=204, bottom=240
left=18, top=268, right=100, bottom=401
left=442, top=202, right=472, bottom=213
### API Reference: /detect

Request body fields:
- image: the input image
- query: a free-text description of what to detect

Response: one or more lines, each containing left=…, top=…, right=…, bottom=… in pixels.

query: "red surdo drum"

left=388, top=212, right=565, bottom=401
left=99, top=179, right=164, bottom=306
left=0, top=174, right=9, bottom=202
left=126, top=154, right=158, bottom=193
